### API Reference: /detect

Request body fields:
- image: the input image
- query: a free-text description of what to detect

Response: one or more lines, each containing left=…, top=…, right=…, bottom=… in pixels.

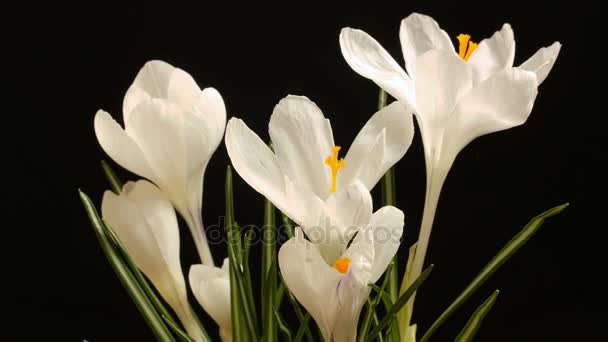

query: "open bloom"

left=94, top=60, right=226, bottom=266
left=279, top=202, right=404, bottom=342
left=226, top=95, right=413, bottom=258
left=102, top=180, right=204, bottom=342
left=340, top=12, right=561, bottom=283
left=189, top=259, right=231, bottom=342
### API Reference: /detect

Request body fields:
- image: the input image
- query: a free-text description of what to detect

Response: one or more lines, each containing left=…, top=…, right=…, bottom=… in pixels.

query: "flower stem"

left=185, top=210, right=215, bottom=267
left=406, top=160, right=449, bottom=317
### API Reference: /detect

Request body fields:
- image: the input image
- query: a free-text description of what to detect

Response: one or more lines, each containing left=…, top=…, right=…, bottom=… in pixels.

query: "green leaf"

left=366, top=265, right=434, bottom=342
left=454, top=290, right=499, bottom=342
left=226, top=166, right=259, bottom=342
left=274, top=310, right=293, bottom=342
left=262, top=197, right=277, bottom=342
left=368, top=284, right=394, bottom=310
left=397, top=243, right=418, bottom=341
left=162, top=315, right=196, bottom=342
left=280, top=212, right=294, bottom=239
left=101, top=160, right=123, bottom=194
left=293, top=313, right=312, bottom=342
left=420, top=203, right=568, bottom=342
left=358, top=262, right=394, bottom=342
left=79, top=190, right=175, bottom=342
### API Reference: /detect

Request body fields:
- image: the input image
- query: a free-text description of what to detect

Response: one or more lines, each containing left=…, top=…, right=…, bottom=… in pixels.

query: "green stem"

left=262, top=198, right=277, bottom=342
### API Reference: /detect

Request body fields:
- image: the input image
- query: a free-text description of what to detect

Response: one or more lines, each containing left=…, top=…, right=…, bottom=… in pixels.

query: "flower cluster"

left=82, top=13, right=562, bottom=342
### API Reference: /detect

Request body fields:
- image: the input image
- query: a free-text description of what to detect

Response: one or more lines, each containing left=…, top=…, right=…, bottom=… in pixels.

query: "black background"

left=4, top=1, right=603, bottom=341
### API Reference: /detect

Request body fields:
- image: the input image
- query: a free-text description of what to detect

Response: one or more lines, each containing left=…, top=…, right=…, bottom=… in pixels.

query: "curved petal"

left=103, top=180, right=181, bottom=280
left=449, top=67, right=539, bottom=152
left=368, top=206, right=404, bottom=283
left=468, top=24, right=515, bottom=83
left=123, top=60, right=175, bottom=121
left=279, top=228, right=342, bottom=341
left=123, top=85, right=151, bottom=124
left=399, top=13, right=454, bottom=78
left=340, top=28, right=416, bottom=108
left=94, top=110, right=157, bottom=182
left=519, top=42, right=561, bottom=85
left=414, top=50, right=472, bottom=126
left=125, top=100, right=188, bottom=202
left=324, top=181, right=373, bottom=238
left=132, top=60, right=175, bottom=98
left=268, top=95, right=334, bottom=199
left=225, top=118, right=291, bottom=216
left=340, top=101, right=415, bottom=190
left=189, top=264, right=231, bottom=331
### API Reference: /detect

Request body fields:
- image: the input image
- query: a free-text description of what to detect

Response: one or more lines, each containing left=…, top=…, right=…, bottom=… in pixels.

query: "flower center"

left=333, top=257, right=351, bottom=274
left=457, top=34, right=478, bottom=61
left=325, top=146, right=346, bottom=193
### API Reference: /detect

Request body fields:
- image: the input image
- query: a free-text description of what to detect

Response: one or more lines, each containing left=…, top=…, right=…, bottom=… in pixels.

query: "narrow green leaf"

left=226, top=167, right=246, bottom=342
left=358, top=262, right=394, bottom=342
left=262, top=198, right=277, bottom=342
left=274, top=310, right=293, bottom=342
left=293, top=313, right=312, bottom=342
left=162, top=315, right=196, bottom=342
left=420, top=203, right=568, bottom=342
left=79, top=190, right=175, bottom=342
left=101, top=160, right=123, bottom=194
left=366, top=265, right=434, bottom=342
left=368, top=283, right=394, bottom=310
left=274, top=281, right=286, bottom=309
left=397, top=243, right=418, bottom=341
left=226, top=166, right=259, bottom=341
left=241, top=226, right=258, bottom=334
left=454, top=290, right=499, bottom=342
left=280, top=212, right=294, bottom=239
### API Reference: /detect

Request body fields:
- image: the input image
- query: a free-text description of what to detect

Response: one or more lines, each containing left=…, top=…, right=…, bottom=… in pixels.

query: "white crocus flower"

left=189, top=259, right=231, bottom=342
left=226, top=95, right=413, bottom=259
left=102, top=180, right=204, bottom=342
left=279, top=198, right=405, bottom=342
left=95, top=60, right=226, bottom=266
left=340, top=13, right=561, bottom=283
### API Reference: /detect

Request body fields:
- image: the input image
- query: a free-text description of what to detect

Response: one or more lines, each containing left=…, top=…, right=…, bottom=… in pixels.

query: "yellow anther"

left=325, top=146, right=346, bottom=193
left=464, top=42, right=478, bottom=61
left=333, top=257, right=351, bottom=274
left=456, top=33, right=478, bottom=61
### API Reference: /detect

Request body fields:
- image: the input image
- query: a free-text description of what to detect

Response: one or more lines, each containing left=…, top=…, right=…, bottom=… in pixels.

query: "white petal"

left=168, top=67, right=203, bottom=106
left=225, top=118, right=292, bottom=216
left=123, top=85, right=151, bottom=124
left=341, top=226, right=374, bottom=286
left=468, top=24, right=516, bottom=83
left=189, top=264, right=231, bottom=331
left=103, top=180, right=181, bottom=281
left=94, top=110, right=156, bottom=182
left=368, top=206, right=404, bottom=283
left=399, top=13, right=454, bottom=78
left=414, top=50, right=472, bottom=126
left=324, top=181, right=373, bottom=238
left=340, top=28, right=416, bottom=108
left=279, top=230, right=342, bottom=340
left=449, top=68, right=539, bottom=152
left=122, top=60, right=175, bottom=121
left=341, top=101, right=414, bottom=190
left=132, top=60, right=175, bottom=98
left=125, top=100, right=188, bottom=202
left=519, top=42, right=562, bottom=85
left=268, top=95, right=334, bottom=199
